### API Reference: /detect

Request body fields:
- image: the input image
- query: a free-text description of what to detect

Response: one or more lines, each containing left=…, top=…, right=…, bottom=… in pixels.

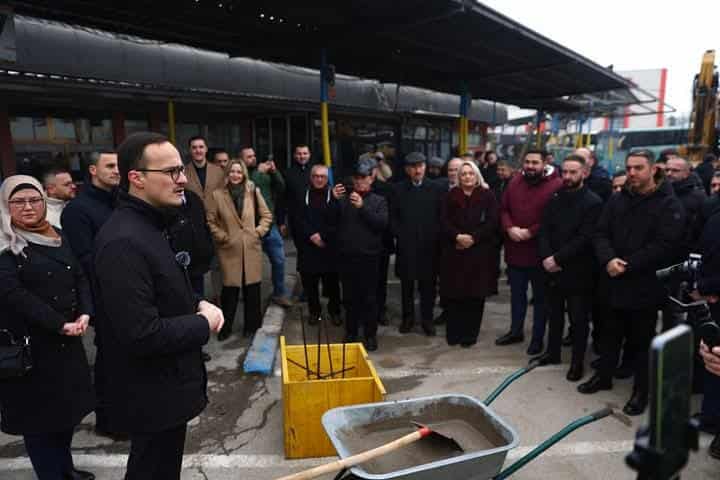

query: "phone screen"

left=649, top=324, right=693, bottom=477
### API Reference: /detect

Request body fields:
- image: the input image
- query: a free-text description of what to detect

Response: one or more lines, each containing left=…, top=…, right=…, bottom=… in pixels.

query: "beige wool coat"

left=206, top=181, right=272, bottom=287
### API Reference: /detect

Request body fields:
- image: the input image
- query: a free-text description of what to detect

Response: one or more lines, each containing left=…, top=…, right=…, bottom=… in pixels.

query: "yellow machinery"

left=682, top=50, right=719, bottom=165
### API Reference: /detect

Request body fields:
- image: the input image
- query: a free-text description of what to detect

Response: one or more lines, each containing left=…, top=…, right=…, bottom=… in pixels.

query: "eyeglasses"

left=135, top=165, right=186, bottom=182
left=8, top=197, right=44, bottom=209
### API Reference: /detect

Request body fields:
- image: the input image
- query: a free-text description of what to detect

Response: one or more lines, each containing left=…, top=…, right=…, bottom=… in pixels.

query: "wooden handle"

left=275, top=427, right=430, bottom=480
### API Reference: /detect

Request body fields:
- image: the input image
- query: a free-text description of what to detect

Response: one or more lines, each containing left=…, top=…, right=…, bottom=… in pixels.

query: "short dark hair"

left=705, top=153, right=718, bottom=163
left=88, top=150, right=115, bottom=167
left=563, top=154, right=586, bottom=166
left=294, top=144, right=310, bottom=152
left=118, top=132, right=169, bottom=191
left=524, top=149, right=546, bottom=160
left=613, top=170, right=627, bottom=179
left=236, top=146, right=254, bottom=158
left=658, top=148, right=678, bottom=163
left=626, top=149, right=655, bottom=164
left=188, top=135, right=207, bottom=147
left=41, top=167, right=71, bottom=187
left=212, top=148, right=229, bottom=160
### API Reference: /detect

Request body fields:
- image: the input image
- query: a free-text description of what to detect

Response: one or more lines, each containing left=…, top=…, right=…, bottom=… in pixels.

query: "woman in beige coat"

left=206, top=159, right=272, bottom=340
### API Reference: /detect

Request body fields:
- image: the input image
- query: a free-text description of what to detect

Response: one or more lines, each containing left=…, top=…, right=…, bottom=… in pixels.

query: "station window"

left=125, top=119, right=150, bottom=137
left=53, top=117, right=77, bottom=141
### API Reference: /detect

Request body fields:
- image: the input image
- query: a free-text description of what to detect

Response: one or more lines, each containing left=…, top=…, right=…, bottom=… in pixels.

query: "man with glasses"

left=93, top=132, right=223, bottom=480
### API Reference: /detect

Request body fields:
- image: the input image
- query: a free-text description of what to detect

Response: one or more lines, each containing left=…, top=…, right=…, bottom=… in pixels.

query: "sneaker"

left=272, top=296, right=294, bottom=308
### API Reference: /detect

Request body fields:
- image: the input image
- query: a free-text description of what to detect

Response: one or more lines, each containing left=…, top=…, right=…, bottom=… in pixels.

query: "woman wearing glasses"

left=206, top=159, right=272, bottom=340
left=0, top=175, right=95, bottom=480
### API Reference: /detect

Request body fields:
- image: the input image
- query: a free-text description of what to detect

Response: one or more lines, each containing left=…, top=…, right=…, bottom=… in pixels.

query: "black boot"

left=531, top=352, right=561, bottom=366
left=577, top=374, right=612, bottom=394
left=495, top=332, right=524, bottom=346
left=422, top=321, right=436, bottom=337
left=566, top=361, right=584, bottom=382
left=623, top=388, right=648, bottom=416
left=65, top=469, right=95, bottom=480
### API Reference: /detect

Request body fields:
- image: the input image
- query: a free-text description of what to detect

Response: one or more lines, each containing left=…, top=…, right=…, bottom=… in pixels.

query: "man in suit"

left=392, top=152, right=443, bottom=336
left=183, top=135, right=225, bottom=204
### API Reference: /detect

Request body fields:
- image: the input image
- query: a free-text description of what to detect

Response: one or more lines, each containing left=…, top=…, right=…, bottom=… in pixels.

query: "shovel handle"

left=275, top=428, right=431, bottom=480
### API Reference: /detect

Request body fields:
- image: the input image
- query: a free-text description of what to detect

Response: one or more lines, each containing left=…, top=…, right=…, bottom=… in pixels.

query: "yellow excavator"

left=681, top=50, right=719, bottom=165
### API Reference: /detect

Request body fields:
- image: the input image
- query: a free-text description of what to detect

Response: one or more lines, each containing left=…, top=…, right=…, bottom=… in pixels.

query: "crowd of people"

left=3, top=129, right=720, bottom=478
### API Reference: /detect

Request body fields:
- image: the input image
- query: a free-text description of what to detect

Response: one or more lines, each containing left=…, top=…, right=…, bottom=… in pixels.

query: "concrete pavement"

left=1, top=245, right=717, bottom=479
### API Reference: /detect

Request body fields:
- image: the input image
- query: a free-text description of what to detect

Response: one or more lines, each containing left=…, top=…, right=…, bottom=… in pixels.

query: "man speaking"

left=93, top=132, right=223, bottom=479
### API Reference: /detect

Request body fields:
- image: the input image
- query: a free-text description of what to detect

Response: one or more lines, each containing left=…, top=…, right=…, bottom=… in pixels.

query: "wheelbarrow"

left=276, top=360, right=613, bottom=480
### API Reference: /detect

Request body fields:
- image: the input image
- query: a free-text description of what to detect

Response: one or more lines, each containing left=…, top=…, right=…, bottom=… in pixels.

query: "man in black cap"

left=331, top=156, right=388, bottom=351
left=427, top=156, right=445, bottom=180
left=392, top=152, right=442, bottom=336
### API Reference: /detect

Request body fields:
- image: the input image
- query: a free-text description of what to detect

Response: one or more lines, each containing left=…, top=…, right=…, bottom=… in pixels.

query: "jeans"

left=507, top=265, right=547, bottom=343
left=261, top=225, right=287, bottom=298
left=24, top=429, right=75, bottom=480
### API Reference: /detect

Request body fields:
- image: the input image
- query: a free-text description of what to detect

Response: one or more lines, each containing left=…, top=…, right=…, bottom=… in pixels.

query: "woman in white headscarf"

left=0, top=175, right=95, bottom=480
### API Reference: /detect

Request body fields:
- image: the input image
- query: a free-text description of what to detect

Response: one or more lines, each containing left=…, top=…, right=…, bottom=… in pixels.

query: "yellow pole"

left=321, top=101, right=331, bottom=167
left=167, top=99, right=176, bottom=145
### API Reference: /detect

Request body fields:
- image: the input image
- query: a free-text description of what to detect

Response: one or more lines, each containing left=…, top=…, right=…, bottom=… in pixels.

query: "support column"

left=112, top=112, right=126, bottom=148
left=535, top=110, right=543, bottom=148
left=0, top=106, right=15, bottom=178
left=320, top=49, right=332, bottom=172
left=167, top=99, right=176, bottom=145
left=458, top=84, right=470, bottom=155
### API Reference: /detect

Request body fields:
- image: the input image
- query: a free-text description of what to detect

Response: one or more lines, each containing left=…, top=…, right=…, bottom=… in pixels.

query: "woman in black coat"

left=440, top=162, right=499, bottom=347
left=0, top=175, right=95, bottom=480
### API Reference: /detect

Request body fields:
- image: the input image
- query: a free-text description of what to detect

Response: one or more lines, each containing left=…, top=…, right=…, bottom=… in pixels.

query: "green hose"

left=493, top=408, right=613, bottom=479
left=484, top=361, right=539, bottom=406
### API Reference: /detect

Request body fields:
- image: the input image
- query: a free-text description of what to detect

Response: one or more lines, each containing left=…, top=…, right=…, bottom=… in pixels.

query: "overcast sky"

left=481, top=0, right=720, bottom=117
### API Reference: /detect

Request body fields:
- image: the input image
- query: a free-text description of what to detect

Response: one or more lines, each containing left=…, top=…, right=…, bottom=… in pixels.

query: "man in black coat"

left=93, top=132, right=224, bottom=480
left=296, top=164, right=341, bottom=326
left=392, top=152, right=442, bottom=336
left=695, top=152, right=718, bottom=195
left=278, top=144, right=314, bottom=245
left=331, top=159, right=388, bottom=351
left=535, top=154, right=602, bottom=381
left=575, top=147, right=612, bottom=202
left=579, top=149, right=685, bottom=417
left=60, top=151, right=119, bottom=438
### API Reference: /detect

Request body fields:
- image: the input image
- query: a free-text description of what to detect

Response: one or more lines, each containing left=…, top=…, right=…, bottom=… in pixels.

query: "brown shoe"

left=272, top=296, right=294, bottom=308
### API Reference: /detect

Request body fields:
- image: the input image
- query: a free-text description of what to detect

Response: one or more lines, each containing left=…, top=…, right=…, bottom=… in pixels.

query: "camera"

left=656, top=253, right=719, bottom=348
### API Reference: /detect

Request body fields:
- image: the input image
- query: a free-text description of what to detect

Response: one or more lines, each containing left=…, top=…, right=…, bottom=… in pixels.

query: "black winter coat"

left=698, top=208, right=720, bottom=321
left=167, top=190, right=214, bottom=278
left=594, top=181, right=685, bottom=309
left=61, top=184, right=115, bottom=276
left=93, top=192, right=210, bottom=434
left=392, top=179, right=443, bottom=280
left=278, top=161, right=313, bottom=235
left=671, top=176, right=707, bottom=259
left=538, top=186, right=602, bottom=294
left=586, top=166, right=612, bottom=203
left=372, top=179, right=396, bottom=253
left=696, top=159, right=715, bottom=195
left=335, top=192, right=388, bottom=258
left=0, top=234, right=94, bottom=435
left=296, top=187, right=339, bottom=274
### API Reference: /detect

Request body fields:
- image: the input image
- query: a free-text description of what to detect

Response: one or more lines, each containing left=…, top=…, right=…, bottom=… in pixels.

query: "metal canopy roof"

left=9, top=0, right=634, bottom=108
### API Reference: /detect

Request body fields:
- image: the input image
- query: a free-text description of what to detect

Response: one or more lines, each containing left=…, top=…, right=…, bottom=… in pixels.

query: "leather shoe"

left=399, top=320, right=413, bottom=334
left=364, top=336, right=378, bottom=352
left=562, top=332, right=573, bottom=347
left=577, top=374, right=612, bottom=394
left=526, top=341, right=543, bottom=356
left=495, top=332, right=524, bottom=346
left=422, top=322, right=436, bottom=337
left=566, top=363, right=584, bottom=382
left=623, top=390, right=648, bottom=416
left=460, top=341, right=476, bottom=348
left=710, top=433, right=720, bottom=459
left=65, top=468, right=95, bottom=480
left=531, top=352, right=560, bottom=366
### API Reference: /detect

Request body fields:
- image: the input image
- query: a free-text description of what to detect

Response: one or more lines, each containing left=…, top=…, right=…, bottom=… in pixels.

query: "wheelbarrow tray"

left=322, top=394, right=519, bottom=480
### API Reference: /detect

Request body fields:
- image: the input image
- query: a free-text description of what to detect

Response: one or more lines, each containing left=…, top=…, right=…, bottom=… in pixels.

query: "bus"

left=595, top=127, right=688, bottom=173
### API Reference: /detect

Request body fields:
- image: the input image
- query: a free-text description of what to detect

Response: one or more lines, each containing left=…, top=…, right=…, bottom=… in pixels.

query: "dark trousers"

left=377, top=253, right=390, bottom=321
left=190, top=274, right=204, bottom=298
left=600, top=308, right=657, bottom=393
left=340, top=255, right=379, bottom=338
left=702, top=368, right=720, bottom=420
left=507, top=266, right=547, bottom=343
left=93, top=345, right=115, bottom=433
left=220, top=283, right=262, bottom=335
left=446, top=297, right=486, bottom=345
left=400, top=277, right=436, bottom=325
left=23, top=429, right=75, bottom=480
left=591, top=297, right=610, bottom=349
left=300, top=271, right=341, bottom=318
left=547, top=288, right=590, bottom=362
left=126, top=423, right=187, bottom=480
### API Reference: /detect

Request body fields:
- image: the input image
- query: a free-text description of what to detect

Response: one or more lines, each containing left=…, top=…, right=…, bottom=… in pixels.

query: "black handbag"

left=0, top=329, right=33, bottom=379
